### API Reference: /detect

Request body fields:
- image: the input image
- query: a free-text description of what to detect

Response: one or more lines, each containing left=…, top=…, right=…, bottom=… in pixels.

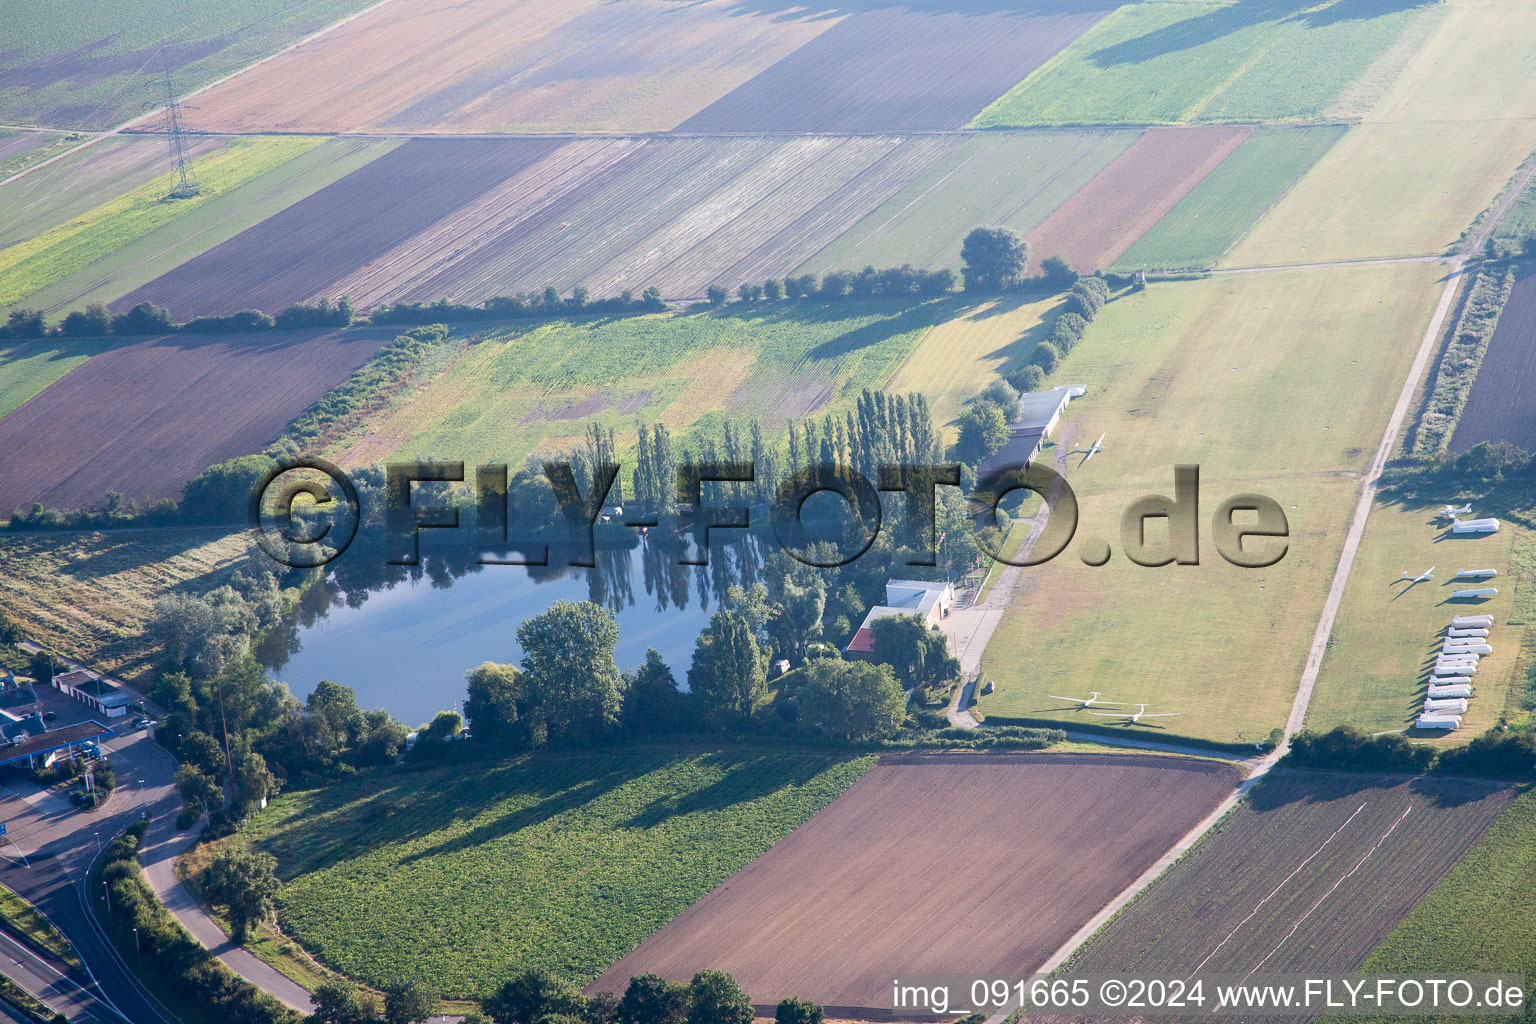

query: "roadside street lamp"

left=132, top=926, right=141, bottom=969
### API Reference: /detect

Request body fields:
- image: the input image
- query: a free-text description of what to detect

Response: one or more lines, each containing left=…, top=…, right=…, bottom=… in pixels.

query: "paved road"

left=0, top=724, right=182, bottom=1024
left=139, top=811, right=315, bottom=1014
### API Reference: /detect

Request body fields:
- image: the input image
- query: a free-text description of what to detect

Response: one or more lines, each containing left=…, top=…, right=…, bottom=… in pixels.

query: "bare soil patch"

left=1049, top=769, right=1513, bottom=1022
left=0, top=326, right=397, bottom=511
left=1450, top=264, right=1536, bottom=453
left=589, top=751, right=1239, bottom=1015
left=1026, top=125, right=1251, bottom=271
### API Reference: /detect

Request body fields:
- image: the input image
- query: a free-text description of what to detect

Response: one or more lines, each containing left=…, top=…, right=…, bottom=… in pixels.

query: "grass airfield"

left=974, top=263, right=1443, bottom=747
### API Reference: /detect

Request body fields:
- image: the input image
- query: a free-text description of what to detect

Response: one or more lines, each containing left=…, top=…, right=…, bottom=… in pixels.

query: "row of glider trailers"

left=1418, top=612, right=1497, bottom=730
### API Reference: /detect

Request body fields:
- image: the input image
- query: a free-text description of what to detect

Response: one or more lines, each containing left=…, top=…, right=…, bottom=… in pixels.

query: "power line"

left=159, top=48, right=201, bottom=200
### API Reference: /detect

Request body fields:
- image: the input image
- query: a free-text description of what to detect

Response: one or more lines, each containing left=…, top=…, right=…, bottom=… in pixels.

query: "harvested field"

left=0, top=0, right=380, bottom=129
left=127, top=136, right=958, bottom=315
left=804, top=129, right=1138, bottom=275
left=0, top=528, right=257, bottom=680
left=177, top=0, right=835, bottom=134
left=885, top=294, right=1065, bottom=440
left=1055, top=771, right=1513, bottom=1020
left=591, top=752, right=1239, bottom=1014
left=1450, top=266, right=1536, bottom=453
left=1024, top=125, right=1250, bottom=271
left=116, top=138, right=565, bottom=317
left=0, top=134, right=224, bottom=248
left=0, top=326, right=398, bottom=512
left=677, top=6, right=1108, bottom=133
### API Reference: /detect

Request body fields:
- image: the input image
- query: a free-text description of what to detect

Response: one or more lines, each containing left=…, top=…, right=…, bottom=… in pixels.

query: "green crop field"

left=1230, top=0, right=1536, bottom=266
left=1111, top=125, right=1345, bottom=272
left=336, top=302, right=945, bottom=468
left=973, top=263, right=1443, bottom=747
left=0, top=137, right=322, bottom=311
left=972, top=0, right=1435, bottom=128
left=0, top=335, right=115, bottom=419
left=1339, top=785, right=1536, bottom=1023
left=802, top=130, right=1137, bottom=275
left=0, top=0, right=380, bottom=130
left=1310, top=486, right=1535, bottom=741
left=21, top=138, right=396, bottom=317
left=245, top=749, right=873, bottom=997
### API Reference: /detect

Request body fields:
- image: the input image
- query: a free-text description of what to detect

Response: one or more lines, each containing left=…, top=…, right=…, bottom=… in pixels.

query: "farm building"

left=976, top=384, right=1087, bottom=481
left=844, top=579, right=955, bottom=658
left=52, top=669, right=134, bottom=718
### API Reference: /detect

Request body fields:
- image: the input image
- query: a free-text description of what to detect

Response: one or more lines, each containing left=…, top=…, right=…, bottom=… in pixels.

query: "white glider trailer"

left=1448, top=628, right=1490, bottom=638
left=1451, top=518, right=1501, bottom=535
left=1443, top=643, right=1494, bottom=654
left=1428, top=683, right=1474, bottom=698
left=1434, top=664, right=1479, bottom=676
left=1452, top=588, right=1499, bottom=599
left=1416, top=714, right=1462, bottom=730
left=1457, top=569, right=1498, bottom=578
left=1424, top=697, right=1470, bottom=714
left=1451, top=615, right=1495, bottom=628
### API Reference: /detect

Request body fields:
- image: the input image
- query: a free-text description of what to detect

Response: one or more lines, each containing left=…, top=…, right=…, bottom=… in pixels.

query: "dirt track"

left=588, top=752, right=1240, bottom=1015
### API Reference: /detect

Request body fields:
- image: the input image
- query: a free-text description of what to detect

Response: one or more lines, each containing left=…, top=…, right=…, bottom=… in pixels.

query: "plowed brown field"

left=124, top=135, right=959, bottom=314
left=1026, top=125, right=1252, bottom=271
left=0, top=326, right=397, bottom=512
left=679, top=6, right=1109, bottom=132
left=1048, top=770, right=1513, bottom=1023
left=174, top=0, right=837, bottom=134
left=588, top=752, right=1240, bottom=1015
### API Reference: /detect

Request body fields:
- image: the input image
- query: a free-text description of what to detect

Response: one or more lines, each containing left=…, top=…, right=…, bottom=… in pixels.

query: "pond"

left=258, top=535, right=765, bottom=726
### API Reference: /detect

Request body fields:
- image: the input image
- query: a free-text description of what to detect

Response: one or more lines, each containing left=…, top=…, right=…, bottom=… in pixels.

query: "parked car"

left=42, top=711, right=56, bottom=722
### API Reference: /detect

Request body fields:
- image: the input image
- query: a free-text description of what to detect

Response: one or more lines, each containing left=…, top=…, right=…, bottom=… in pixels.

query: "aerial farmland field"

left=973, top=264, right=1443, bottom=747
left=0, top=326, right=399, bottom=512
left=0, top=527, right=256, bottom=679
left=593, top=753, right=1239, bottom=1014
left=0, top=137, right=323, bottom=311
left=1057, top=771, right=1513, bottom=998
left=330, top=303, right=942, bottom=469
left=126, top=135, right=960, bottom=315
left=241, top=749, right=876, bottom=997
left=676, top=6, right=1109, bottom=133
left=0, top=135, right=224, bottom=248
left=1450, top=267, right=1536, bottom=453
left=0, top=0, right=382, bottom=129
left=1342, top=787, right=1536, bottom=1022
left=1229, top=0, right=1536, bottom=266
left=884, top=294, right=1067, bottom=440
left=973, top=0, right=1437, bottom=128
left=803, top=129, right=1137, bottom=275
left=1023, top=125, right=1250, bottom=272
left=1111, top=125, right=1346, bottom=272
left=175, top=0, right=839, bottom=135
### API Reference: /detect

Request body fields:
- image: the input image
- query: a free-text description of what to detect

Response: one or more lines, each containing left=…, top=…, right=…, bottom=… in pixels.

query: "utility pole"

left=160, top=47, right=201, bottom=199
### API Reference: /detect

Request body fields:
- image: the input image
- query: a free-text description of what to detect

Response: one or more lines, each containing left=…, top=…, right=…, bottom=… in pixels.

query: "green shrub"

left=1030, top=340, right=1062, bottom=373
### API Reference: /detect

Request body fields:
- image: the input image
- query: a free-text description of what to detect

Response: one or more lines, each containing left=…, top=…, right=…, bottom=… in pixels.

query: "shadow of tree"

left=1087, top=0, right=1432, bottom=69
